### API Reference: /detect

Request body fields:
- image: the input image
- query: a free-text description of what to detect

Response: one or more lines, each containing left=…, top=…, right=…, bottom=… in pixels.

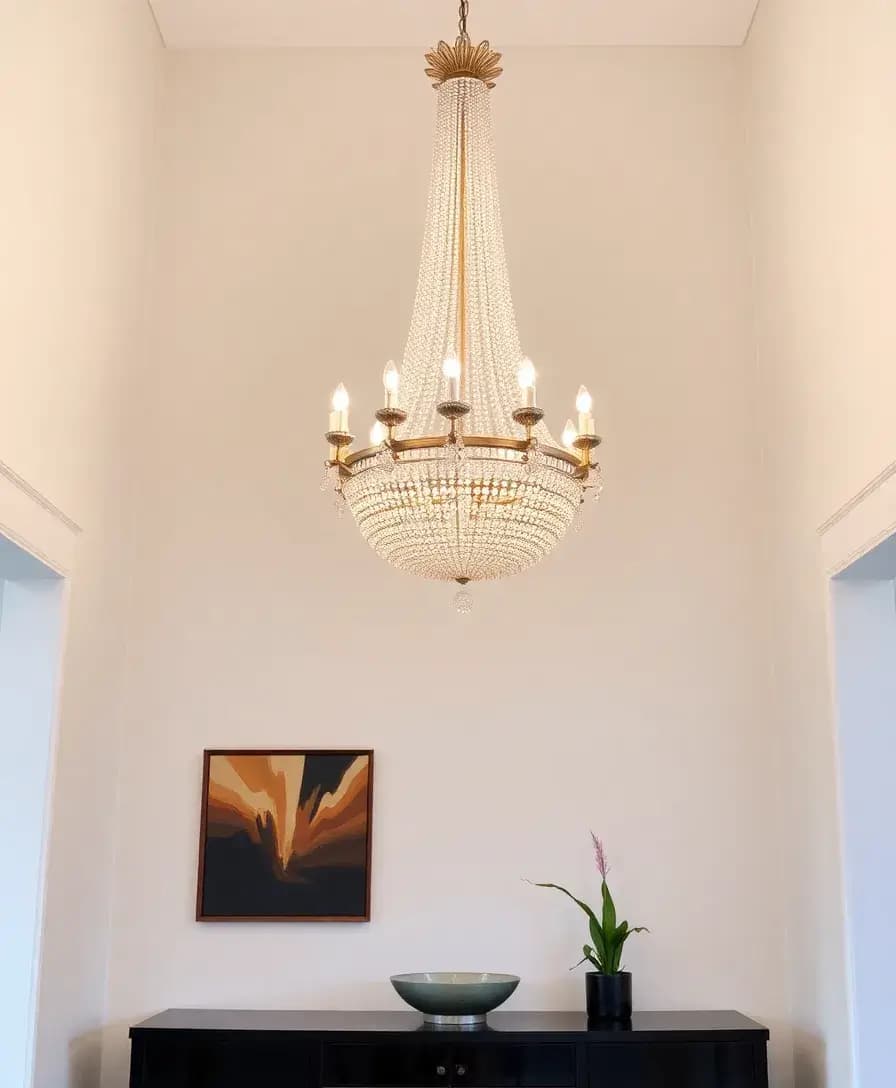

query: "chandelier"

left=323, top=0, right=603, bottom=605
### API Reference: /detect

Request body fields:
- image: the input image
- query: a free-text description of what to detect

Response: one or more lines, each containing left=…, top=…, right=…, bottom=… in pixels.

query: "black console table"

left=129, top=1009, right=768, bottom=1087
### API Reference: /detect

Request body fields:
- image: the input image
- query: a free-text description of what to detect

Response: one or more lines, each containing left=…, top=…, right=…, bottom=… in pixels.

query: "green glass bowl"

left=390, top=972, right=520, bottom=1025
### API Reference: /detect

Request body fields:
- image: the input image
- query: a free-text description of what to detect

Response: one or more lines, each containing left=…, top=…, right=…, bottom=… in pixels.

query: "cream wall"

left=7, top=5, right=884, bottom=1085
left=98, top=46, right=794, bottom=1087
left=746, top=0, right=896, bottom=526
left=745, top=1, right=896, bottom=1085
left=1, top=2, right=163, bottom=1085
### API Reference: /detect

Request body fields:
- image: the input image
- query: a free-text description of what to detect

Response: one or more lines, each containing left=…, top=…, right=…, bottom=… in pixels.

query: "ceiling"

left=148, top=1, right=762, bottom=50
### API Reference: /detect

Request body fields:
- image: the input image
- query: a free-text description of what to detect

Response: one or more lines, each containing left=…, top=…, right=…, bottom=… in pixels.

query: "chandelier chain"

left=458, top=0, right=470, bottom=43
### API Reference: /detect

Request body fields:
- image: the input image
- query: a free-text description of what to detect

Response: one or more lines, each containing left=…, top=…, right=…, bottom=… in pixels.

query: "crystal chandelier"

left=323, top=1, right=603, bottom=600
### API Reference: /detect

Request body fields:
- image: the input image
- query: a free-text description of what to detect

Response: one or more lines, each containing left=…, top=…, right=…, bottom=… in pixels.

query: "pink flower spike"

left=591, top=832, right=609, bottom=878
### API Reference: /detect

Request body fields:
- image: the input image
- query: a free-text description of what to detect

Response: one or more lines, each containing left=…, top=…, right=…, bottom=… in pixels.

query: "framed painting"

left=196, top=749, right=373, bottom=922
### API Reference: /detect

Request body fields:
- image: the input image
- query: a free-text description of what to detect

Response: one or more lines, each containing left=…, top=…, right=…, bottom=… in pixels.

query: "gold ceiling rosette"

left=424, top=38, right=503, bottom=89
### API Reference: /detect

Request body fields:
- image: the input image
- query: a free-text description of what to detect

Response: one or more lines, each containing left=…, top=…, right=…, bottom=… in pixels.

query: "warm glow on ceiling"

left=148, top=0, right=762, bottom=50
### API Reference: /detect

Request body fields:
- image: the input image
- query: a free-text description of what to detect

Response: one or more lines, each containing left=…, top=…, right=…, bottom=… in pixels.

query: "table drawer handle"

left=455, top=1066, right=467, bottom=1077
left=436, top=1066, right=447, bottom=1077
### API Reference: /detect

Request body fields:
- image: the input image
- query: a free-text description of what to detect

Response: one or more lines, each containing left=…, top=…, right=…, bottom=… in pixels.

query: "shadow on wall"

left=98, top=1022, right=133, bottom=1088
left=70, top=1029, right=105, bottom=1088
left=791, top=1029, right=826, bottom=1088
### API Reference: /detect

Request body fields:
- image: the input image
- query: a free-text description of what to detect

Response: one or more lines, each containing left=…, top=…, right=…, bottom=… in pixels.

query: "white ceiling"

left=148, top=0, right=762, bottom=50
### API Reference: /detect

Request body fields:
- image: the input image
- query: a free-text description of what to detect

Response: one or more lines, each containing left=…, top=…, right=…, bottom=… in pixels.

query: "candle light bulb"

left=517, top=357, right=536, bottom=390
left=576, top=384, right=595, bottom=437
left=442, top=355, right=461, bottom=402
left=517, top=356, right=537, bottom=409
left=562, top=419, right=577, bottom=449
left=331, top=383, right=350, bottom=412
left=329, top=382, right=350, bottom=435
left=383, top=361, right=400, bottom=397
left=370, top=421, right=387, bottom=445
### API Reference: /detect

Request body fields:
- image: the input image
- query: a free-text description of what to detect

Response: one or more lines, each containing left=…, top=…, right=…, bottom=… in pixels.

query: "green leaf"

left=571, top=945, right=599, bottom=972
left=601, top=880, right=617, bottom=936
left=616, top=921, right=648, bottom=970
left=532, top=882, right=600, bottom=929
left=588, top=918, right=609, bottom=971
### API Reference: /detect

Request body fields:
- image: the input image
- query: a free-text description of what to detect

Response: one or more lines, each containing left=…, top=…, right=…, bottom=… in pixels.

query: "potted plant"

left=533, top=834, right=647, bottom=1022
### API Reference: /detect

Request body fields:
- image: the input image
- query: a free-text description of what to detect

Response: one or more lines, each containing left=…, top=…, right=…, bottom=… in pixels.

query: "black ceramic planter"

left=585, top=971, right=632, bottom=1023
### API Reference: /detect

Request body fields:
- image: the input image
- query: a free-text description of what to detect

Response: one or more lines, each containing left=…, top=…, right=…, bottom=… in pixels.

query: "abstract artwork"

left=196, top=749, right=373, bottom=921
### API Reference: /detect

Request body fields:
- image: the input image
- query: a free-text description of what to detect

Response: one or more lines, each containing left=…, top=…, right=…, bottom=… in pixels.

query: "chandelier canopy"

left=323, top=1, right=602, bottom=596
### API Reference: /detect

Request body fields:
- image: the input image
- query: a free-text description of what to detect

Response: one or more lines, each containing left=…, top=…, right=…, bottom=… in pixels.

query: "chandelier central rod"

left=458, top=107, right=468, bottom=407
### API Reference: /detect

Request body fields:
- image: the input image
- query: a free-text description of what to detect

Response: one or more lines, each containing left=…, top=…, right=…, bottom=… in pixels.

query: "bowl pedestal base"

left=424, top=1013, right=487, bottom=1027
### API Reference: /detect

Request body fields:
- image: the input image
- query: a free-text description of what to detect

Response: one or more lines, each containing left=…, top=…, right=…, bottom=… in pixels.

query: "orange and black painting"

left=196, top=750, right=373, bottom=921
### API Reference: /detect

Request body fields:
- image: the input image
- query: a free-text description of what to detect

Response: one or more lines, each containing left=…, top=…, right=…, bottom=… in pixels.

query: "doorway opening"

left=0, top=532, right=66, bottom=1088
left=831, top=530, right=896, bottom=1088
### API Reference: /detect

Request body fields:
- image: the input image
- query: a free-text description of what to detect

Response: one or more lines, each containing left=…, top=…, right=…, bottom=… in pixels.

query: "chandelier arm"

left=325, top=459, right=354, bottom=480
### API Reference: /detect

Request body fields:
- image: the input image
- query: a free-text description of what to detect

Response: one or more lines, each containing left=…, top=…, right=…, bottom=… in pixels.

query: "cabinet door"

left=588, top=1042, right=757, bottom=1088
left=139, top=1035, right=319, bottom=1087
left=453, top=1044, right=577, bottom=1088
left=323, top=1042, right=452, bottom=1088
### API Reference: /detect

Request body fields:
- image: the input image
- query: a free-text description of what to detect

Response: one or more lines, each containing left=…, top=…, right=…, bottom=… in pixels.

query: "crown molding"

left=0, top=460, right=81, bottom=577
left=818, top=460, right=896, bottom=577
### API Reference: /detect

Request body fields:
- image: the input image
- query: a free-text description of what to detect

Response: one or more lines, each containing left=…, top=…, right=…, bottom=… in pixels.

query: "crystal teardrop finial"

left=454, top=587, right=474, bottom=615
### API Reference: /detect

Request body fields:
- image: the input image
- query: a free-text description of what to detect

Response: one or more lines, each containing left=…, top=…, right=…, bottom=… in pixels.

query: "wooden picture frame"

left=196, top=748, right=373, bottom=922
